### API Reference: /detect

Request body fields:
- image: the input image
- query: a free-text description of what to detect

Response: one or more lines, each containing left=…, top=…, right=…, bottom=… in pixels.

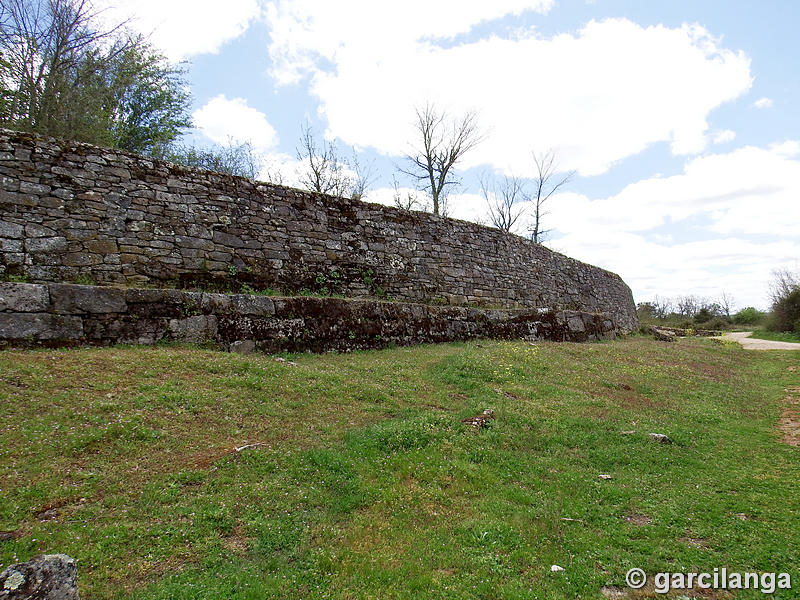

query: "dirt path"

left=719, top=331, right=800, bottom=350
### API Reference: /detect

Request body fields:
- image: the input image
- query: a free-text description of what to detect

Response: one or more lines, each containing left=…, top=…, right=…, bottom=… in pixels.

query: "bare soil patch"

left=779, top=387, right=800, bottom=447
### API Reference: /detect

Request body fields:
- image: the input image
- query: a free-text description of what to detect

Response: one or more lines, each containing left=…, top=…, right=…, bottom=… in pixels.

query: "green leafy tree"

left=732, top=307, right=765, bottom=325
left=105, top=40, right=191, bottom=155
left=0, top=0, right=190, bottom=155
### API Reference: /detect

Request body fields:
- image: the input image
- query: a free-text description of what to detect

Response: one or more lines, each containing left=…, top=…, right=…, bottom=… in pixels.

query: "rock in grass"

left=550, top=564, right=565, bottom=572
left=0, top=554, right=79, bottom=599
left=230, top=340, right=255, bottom=354
left=651, top=327, right=676, bottom=342
left=462, top=409, right=495, bottom=429
left=600, top=585, right=628, bottom=599
left=649, top=433, right=672, bottom=444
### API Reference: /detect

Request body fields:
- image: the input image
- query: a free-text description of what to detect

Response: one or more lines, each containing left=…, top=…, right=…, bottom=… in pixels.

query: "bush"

left=693, top=307, right=714, bottom=324
left=766, top=269, right=800, bottom=333
left=733, top=307, right=765, bottom=325
left=696, top=316, right=730, bottom=331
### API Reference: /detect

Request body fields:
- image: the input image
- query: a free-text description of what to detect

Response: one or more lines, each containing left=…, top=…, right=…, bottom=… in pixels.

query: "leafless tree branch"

left=527, top=149, right=574, bottom=244
left=296, top=123, right=372, bottom=200
left=391, top=175, right=425, bottom=212
left=480, top=172, right=527, bottom=233
left=400, top=102, right=483, bottom=215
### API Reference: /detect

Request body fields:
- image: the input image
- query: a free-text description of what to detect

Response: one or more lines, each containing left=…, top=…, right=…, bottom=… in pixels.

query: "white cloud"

left=550, top=233, right=798, bottom=309
left=265, top=8, right=752, bottom=176
left=537, top=143, right=800, bottom=240
left=193, top=95, right=279, bottom=151
left=191, top=95, right=306, bottom=185
left=542, top=142, right=800, bottom=307
left=95, top=0, right=260, bottom=60
left=769, top=140, right=800, bottom=158
left=753, top=97, right=773, bottom=109
left=710, top=129, right=736, bottom=144
left=265, top=0, right=555, bottom=85
left=258, top=152, right=306, bottom=188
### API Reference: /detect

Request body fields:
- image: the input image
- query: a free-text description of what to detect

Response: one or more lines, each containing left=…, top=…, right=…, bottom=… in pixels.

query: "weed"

left=71, top=273, right=96, bottom=286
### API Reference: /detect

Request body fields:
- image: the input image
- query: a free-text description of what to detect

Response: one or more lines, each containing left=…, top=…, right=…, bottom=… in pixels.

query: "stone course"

left=0, top=129, right=637, bottom=332
left=0, top=282, right=618, bottom=352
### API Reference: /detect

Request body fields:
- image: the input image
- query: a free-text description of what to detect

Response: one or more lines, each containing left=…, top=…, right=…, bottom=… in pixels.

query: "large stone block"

left=201, top=292, right=232, bottom=312
left=567, top=315, right=586, bottom=333
left=0, top=238, right=23, bottom=252
left=0, top=282, right=49, bottom=312
left=168, top=314, right=218, bottom=343
left=85, top=239, right=119, bottom=254
left=212, top=230, right=245, bottom=248
left=231, top=294, right=275, bottom=316
left=0, top=313, right=83, bottom=340
left=0, top=220, right=24, bottom=238
left=49, top=283, right=127, bottom=314
left=25, top=236, right=68, bottom=253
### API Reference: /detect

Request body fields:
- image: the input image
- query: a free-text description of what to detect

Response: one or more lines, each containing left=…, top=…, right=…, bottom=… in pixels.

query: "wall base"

left=0, top=283, right=620, bottom=353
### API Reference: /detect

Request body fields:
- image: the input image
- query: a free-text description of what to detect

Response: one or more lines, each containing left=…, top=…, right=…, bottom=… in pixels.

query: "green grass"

left=749, top=329, right=800, bottom=343
left=0, top=337, right=798, bottom=599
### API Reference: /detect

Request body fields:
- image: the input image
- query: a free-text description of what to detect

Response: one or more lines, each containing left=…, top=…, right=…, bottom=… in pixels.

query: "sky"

left=99, top=0, right=799, bottom=310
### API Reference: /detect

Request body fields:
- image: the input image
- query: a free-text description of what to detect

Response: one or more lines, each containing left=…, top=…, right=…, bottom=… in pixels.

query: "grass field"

left=749, top=329, right=800, bottom=344
left=0, top=336, right=798, bottom=599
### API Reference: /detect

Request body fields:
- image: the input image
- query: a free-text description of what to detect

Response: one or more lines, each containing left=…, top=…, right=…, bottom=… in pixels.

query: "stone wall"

left=0, top=129, right=637, bottom=331
left=0, top=282, right=618, bottom=352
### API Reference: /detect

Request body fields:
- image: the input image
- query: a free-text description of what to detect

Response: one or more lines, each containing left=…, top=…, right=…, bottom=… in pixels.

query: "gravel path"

left=720, top=331, right=800, bottom=350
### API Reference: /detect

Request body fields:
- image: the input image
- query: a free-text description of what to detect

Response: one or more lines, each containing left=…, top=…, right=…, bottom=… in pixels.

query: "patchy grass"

left=749, top=329, right=800, bottom=343
left=0, top=337, right=798, bottom=599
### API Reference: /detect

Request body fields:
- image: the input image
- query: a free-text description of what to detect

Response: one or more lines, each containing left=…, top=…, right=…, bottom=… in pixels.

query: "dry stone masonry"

left=0, top=130, right=636, bottom=328
left=0, top=129, right=637, bottom=350
left=0, top=282, right=619, bottom=352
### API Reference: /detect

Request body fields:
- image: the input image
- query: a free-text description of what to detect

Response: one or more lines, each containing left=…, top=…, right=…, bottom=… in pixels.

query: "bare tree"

left=296, top=123, right=372, bottom=200
left=400, top=102, right=482, bottom=216
left=676, top=295, right=701, bottom=318
left=168, top=137, right=263, bottom=180
left=0, top=0, right=128, bottom=130
left=527, top=149, right=574, bottom=243
left=347, top=150, right=375, bottom=201
left=770, top=267, right=799, bottom=304
left=718, top=291, right=735, bottom=318
left=260, top=157, right=284, bottom=186
left=651, top=295, right=673, bottom=319
left=297, top=122, right=349, bottom=197
left=391, top=175, right=425, bottom=212
left=479, top=172, right=527, bottom=233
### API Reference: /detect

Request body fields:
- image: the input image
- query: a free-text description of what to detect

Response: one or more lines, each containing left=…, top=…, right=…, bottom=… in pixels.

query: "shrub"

left=733, top=307, right=765, bottom=325
left=767, top=269, right=800, bottom=333
left=696, top=316, right=730, bottom=331
left=693, top=307, right=714, bottom=324
left=767, top=287, right=800, bottom=333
